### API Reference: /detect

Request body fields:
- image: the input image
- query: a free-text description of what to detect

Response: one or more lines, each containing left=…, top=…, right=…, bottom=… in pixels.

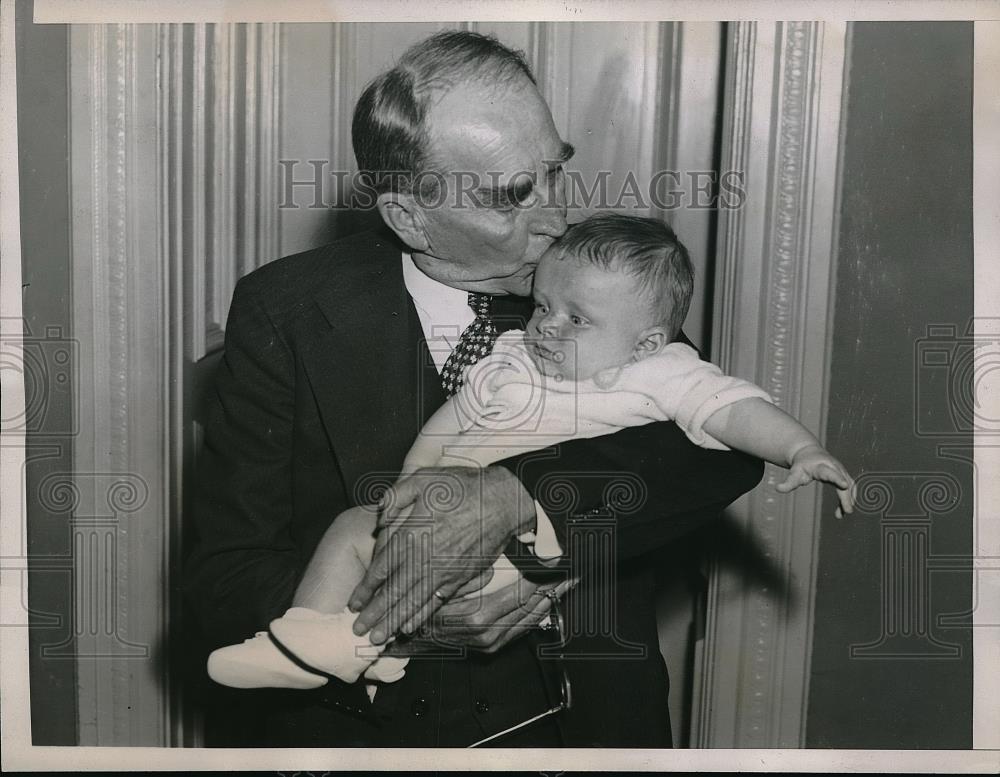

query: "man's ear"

left=633, top=326, right=669, bottom=361
left=377, top=192, right=429, bottom=252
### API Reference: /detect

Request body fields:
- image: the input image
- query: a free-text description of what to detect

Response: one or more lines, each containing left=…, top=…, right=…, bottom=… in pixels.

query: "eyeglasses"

left=467, top=596, right=572, bottom=748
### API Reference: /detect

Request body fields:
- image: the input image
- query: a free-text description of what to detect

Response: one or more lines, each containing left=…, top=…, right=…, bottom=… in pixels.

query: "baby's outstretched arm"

left=702, top=398, right=855, bottom=517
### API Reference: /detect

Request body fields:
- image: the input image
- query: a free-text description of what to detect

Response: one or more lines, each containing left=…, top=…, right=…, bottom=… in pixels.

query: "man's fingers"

left=383, top=558, right=445, bottom=640
left=490, top=591, right=555, bottom=652
left=360, top=542, right=434, bottom=641
left=453, top=567, right=494, bottom=598
left=400, top=568, right=497, bottom=635
left=348, top=537, right=392, bottom=613
left=354, top=568, right=418, bottom=643
left=551, top=576, right=578, bottom=599
left=350, top=525, right=419, bottom=634
left=399, top=588, right=449, bottom=637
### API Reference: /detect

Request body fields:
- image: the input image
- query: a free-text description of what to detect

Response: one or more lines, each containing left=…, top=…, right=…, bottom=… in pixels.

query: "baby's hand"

left=776, top=444, right=855, bottom=518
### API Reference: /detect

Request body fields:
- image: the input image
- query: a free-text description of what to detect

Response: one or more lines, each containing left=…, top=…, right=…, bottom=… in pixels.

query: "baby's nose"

left=535, top=318, right=557, bottom=337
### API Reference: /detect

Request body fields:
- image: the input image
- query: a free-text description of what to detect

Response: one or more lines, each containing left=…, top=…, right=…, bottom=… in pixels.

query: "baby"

left=207, top=212, right=854, bottom=692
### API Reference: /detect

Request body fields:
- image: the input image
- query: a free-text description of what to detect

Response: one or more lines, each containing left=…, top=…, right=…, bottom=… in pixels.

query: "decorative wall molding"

left=694, top=21, right=847, bottom=748
left=69, top=21, right=285, bottom=746
left=330, top=22, right=358, bottom=196
left=652, top=21, right=722, bottom=353
left=164, top=22, right=286, bottom=362
left=69, top=23, right=169, bottom=746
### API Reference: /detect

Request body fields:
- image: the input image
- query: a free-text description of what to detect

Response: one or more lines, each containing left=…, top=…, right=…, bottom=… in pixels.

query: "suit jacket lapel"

left=301, top=241, right=532, bottom=499
left=302, top=235, right=444, bottom=500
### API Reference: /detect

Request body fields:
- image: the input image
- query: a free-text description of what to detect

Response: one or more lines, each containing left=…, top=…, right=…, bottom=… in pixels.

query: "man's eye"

left=481, top=191, right=513, bottom=211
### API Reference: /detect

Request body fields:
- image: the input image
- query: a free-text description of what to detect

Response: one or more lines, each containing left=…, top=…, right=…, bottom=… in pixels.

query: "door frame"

left=692, top=21, right=848, bottom=748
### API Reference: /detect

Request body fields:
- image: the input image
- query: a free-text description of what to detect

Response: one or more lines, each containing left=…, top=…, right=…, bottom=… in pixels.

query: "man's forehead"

left=434, top=128, right=570, bottom=176
left=424, top=79, right=566, bottom=176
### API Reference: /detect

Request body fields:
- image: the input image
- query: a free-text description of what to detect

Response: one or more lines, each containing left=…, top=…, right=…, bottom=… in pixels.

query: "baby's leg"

left=293, top=505, right=377, bottom=612
left=207, top=504, right=408, bottom=689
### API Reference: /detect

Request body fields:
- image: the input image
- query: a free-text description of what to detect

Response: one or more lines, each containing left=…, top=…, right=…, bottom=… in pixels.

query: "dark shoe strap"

left=266, top=630, right=374, bottom=721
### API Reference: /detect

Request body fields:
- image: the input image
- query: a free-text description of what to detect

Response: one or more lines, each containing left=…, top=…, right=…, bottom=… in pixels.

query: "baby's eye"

left=535, top=303, right=548, bottom=315
left=570, top=315, right=587, bottom=326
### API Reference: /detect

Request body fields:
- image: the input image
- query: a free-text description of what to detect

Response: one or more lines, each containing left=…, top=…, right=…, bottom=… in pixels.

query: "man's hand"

left=381, top=572, right=577, bottom=656
left=776, top=443, right=856, bottom=518
left=348, top=465, right=536, bottom=644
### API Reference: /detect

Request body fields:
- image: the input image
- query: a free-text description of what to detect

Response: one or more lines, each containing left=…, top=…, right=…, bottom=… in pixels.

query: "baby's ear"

left=633, top=327, right=669, bottom=361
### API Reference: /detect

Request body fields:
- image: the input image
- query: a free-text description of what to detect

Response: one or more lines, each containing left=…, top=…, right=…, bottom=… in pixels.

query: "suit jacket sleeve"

left=498, top=418, right=764, bottom=565
left=183, top=274, right=303, bottom=649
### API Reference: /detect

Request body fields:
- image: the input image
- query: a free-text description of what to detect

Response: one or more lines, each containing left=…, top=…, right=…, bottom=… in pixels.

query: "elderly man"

left=185, top=30, right=762, bottom=747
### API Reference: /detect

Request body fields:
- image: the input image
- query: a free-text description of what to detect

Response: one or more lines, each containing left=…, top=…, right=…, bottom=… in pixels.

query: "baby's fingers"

left=813, top=461, right=851, bottom=490
left=836, top=476, right=856, bottom=516
left=775, top=467, right=811, bottom=493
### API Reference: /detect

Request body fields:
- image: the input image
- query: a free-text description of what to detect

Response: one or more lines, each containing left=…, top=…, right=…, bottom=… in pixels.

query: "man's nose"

left=531, top=181, right=567, bottom=238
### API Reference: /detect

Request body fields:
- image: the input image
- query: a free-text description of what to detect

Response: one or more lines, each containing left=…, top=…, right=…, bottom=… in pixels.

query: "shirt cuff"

left=515, top=501, right=563, bottom=561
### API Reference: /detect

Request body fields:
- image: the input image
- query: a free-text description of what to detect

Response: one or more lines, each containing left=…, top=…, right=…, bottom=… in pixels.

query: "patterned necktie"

left=440, top=293, right=500, bottom=397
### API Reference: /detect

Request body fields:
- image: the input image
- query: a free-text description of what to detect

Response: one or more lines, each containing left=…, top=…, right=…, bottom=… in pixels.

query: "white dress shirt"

left=401, top=253, right=562, bottom=559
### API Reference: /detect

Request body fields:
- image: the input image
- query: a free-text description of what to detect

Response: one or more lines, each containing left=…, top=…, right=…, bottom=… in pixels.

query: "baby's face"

left=526, top=247, right=654, bottom=381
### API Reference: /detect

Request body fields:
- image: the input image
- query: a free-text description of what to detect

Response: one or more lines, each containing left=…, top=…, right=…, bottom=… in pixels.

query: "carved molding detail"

left=651, top=22, right=682, bottom=196
left=70, top=23, right=169, bottom=746
left=69, top=19, right=287, bottom=747
left=743, top=20, right=815, bottom=746
left=696, top=21, right=847, bottom=748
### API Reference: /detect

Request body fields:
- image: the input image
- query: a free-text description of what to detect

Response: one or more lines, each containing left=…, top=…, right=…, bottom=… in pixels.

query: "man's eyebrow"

left=473, top=143, right=574, bottom=206
left=475, top=172, right=535, bottom=206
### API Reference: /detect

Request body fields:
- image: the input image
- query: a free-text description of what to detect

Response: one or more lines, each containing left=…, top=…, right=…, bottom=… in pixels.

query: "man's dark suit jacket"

left=183, top=227, right=764, bottom=748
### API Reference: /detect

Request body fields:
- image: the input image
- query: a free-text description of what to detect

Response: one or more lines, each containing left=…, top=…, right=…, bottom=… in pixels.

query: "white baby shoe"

left=207, top=606, right=391, bottom=689
left=364, top=653, right=409, bottom=683
left=207, top=629, right=327, bottom=690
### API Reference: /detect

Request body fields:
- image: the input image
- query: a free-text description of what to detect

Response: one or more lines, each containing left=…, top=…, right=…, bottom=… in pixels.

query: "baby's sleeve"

left=629, top=344, right=772, bottom=450
left=451, top=330, right=538, bottom=432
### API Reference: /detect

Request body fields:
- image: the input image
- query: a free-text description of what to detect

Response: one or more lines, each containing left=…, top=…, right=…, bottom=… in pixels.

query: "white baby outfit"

left=206, top=330, right=770, bottom=692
